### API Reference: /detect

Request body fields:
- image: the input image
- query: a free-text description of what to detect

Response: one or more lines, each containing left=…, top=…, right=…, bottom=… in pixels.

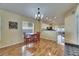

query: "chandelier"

left=35, top=8, right=43, bottom=20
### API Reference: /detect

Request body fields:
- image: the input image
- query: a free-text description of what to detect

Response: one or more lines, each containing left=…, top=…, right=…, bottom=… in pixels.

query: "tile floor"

left=64, top=44, right=79, bottom=56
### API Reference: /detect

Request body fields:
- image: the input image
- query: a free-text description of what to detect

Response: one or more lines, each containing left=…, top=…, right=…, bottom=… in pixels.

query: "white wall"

left=0, top=9, right=34, bottom=48
left=34, top=20, right=41, bottom=33
left=65, top=5, right=79, bottom=45
left=65, top=13, right=76, bottom=44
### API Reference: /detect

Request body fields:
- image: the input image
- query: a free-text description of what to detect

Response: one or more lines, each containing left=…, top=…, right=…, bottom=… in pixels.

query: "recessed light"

left=54, top=17, right=56, bottom=19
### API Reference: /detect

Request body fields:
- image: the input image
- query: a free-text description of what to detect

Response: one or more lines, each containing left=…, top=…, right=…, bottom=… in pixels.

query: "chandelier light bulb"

left=35, top=8, right=43, bottom=20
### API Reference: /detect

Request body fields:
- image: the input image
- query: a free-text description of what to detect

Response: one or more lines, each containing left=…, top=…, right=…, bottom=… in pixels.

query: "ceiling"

left=0, top=3, right=77, bottom=25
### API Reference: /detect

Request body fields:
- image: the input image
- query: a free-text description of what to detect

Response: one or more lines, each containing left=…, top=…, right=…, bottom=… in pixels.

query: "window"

left=22, top=21, right=34, bottom=34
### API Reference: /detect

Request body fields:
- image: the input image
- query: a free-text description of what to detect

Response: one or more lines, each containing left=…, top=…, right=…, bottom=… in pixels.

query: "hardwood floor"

left=0, top=39, right=64, bottom=56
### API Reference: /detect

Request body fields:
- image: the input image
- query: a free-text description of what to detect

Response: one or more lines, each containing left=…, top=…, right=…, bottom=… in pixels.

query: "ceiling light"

left=35, top=8, right=43, bottom=20
left=54, top=17, right=56, bottom=19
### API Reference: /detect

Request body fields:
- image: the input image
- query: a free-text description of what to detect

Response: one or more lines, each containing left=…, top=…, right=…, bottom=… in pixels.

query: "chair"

left=23, top=33, right=32, bottom=44
left=23, top=32, right=40, bottom=44
left=33, top=32, right=40, bottom=42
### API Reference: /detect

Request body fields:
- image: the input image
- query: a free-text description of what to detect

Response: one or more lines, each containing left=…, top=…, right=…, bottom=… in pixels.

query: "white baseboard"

left=0, top=41, right=23, bottom=49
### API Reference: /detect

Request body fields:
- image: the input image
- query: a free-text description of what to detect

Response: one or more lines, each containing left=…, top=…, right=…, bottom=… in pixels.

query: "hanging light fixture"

left=35, top=8, right=43, bottom=21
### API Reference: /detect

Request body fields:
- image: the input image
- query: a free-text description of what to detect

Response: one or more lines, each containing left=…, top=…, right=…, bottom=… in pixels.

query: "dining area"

left=22, top=21, right=40, bottom=44
left=23, top=32, right=40, bottom=44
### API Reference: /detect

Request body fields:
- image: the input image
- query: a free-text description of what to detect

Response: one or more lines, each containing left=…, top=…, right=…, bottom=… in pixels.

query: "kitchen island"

left=40, top=30, right=57, bottom=41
